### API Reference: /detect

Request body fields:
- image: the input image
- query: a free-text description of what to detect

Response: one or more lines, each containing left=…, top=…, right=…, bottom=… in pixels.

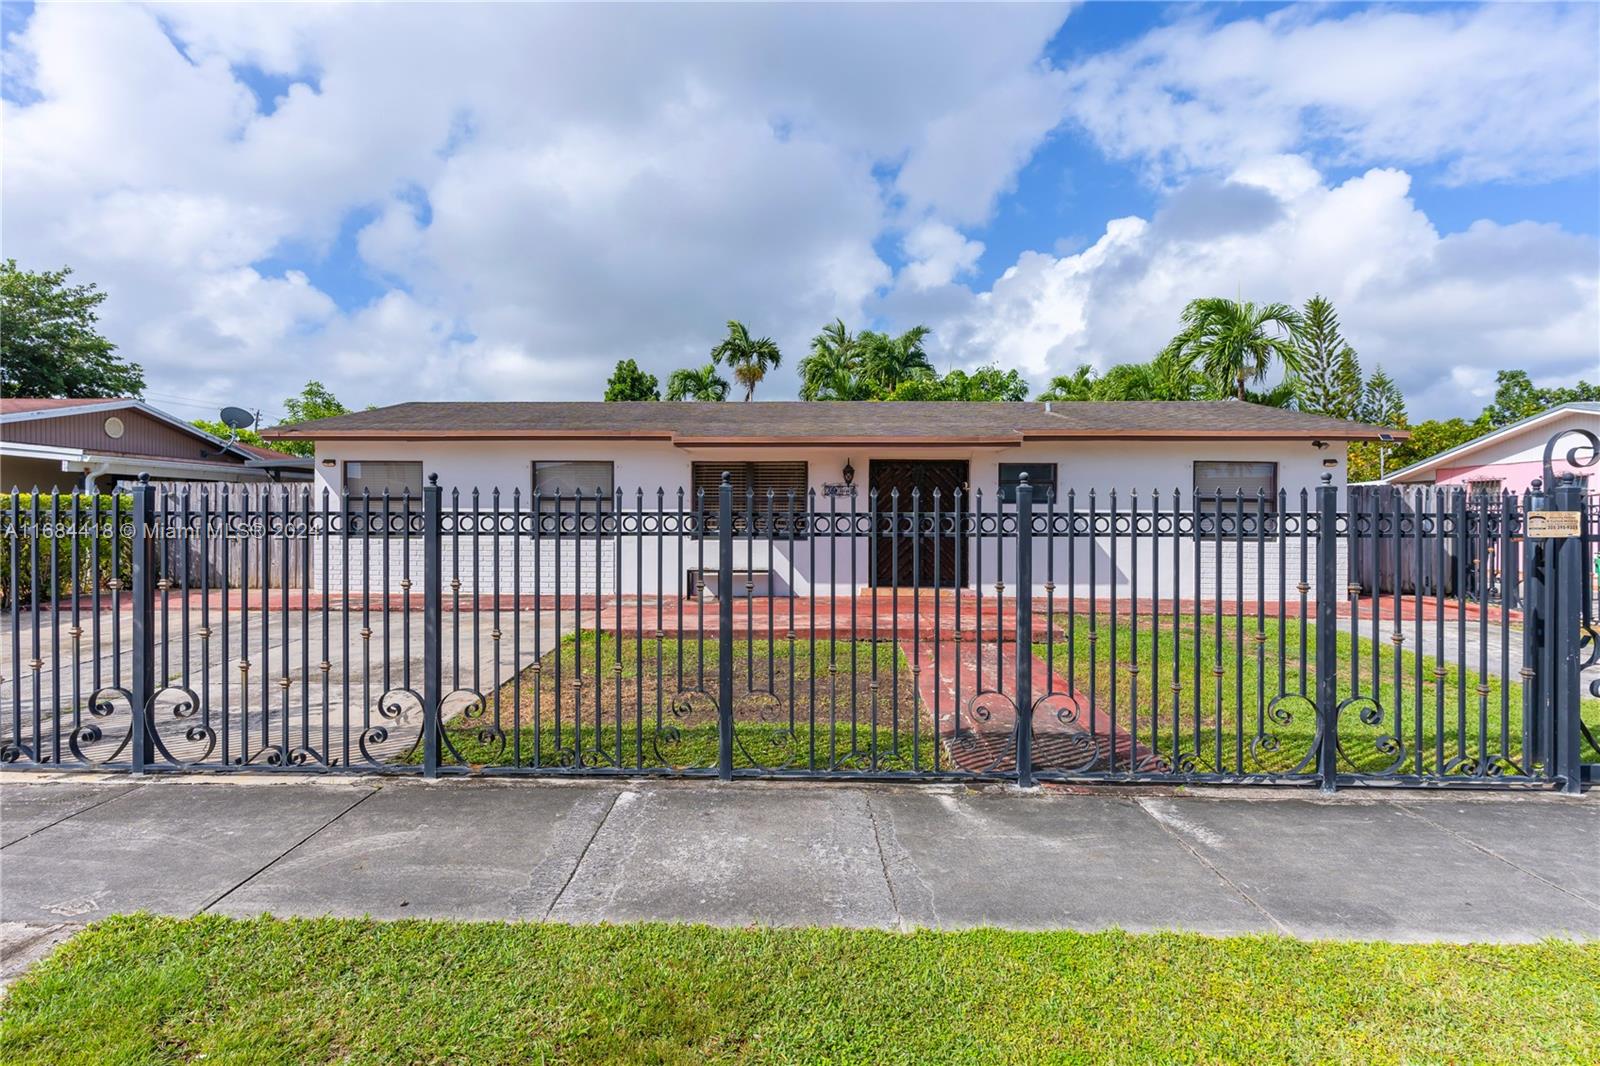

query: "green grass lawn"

left=418, top=622, right=1597, bottom=778
left=1041, top=616, right=1600, bottom=776
left=2, top=916, right=1596, bottom=1065
left=432, top=634, right=939, bottom=772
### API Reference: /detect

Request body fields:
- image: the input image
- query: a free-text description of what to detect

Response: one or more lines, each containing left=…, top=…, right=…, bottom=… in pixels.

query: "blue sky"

left=2, top=1, right=1596, bottom=422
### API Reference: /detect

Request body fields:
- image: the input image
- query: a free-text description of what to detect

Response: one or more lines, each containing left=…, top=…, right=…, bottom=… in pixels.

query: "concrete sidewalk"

left=1, top=776, right=1595, bottom=961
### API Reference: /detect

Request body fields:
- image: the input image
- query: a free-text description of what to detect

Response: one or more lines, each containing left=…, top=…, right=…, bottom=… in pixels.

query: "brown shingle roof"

left=263, top=400, right=1401, bottom=445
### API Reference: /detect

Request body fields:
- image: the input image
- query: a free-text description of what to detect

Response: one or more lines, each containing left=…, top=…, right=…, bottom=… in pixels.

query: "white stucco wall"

left=310, top=436, right=1348, bottom=600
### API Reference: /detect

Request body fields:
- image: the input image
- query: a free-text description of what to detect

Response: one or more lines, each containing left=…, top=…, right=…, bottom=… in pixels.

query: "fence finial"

left=138, top=472, right=150, bottom=485
left=720, top=470, right=731, bottom=485
left=1320, top=472, right=1332, bottom=485
left=428, top=473, right=439, bottom=486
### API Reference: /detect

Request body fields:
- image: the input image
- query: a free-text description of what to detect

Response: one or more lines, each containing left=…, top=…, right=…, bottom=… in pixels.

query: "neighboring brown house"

left=1, top=397, right=312, bottom=492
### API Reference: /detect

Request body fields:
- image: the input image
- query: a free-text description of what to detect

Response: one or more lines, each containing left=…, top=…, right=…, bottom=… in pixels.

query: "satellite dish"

left=220, top=406, right=256, bottom=431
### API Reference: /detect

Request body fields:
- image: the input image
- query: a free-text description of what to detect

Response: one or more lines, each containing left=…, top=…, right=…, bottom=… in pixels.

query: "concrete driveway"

left=0, top=606, right=578, bottom=765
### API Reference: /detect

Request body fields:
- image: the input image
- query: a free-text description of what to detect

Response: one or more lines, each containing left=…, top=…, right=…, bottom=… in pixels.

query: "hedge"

left=0, top=493, right=133, bottom=609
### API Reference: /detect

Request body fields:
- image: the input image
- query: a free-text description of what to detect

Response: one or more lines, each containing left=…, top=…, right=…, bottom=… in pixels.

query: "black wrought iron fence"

left=3, top=442, right=1595, bottom=791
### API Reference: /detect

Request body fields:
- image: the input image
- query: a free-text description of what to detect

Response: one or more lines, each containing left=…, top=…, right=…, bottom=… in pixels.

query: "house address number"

left=1526, top=511, right=1581, bottom=538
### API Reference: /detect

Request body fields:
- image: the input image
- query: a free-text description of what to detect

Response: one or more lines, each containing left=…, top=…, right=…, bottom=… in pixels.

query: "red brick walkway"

left=23, top=589, right=1517, bottom=629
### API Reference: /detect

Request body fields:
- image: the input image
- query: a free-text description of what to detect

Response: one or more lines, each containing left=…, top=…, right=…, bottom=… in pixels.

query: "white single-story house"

left=265, top=400, right=1393, bottom=599
left=1379, top=401, right=1599, bottom=496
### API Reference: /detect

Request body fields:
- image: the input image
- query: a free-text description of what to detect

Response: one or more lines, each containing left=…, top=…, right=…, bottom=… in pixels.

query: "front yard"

left=3, top=915, right=1596, bottom=1064
left=1042, top=616, right=1600, bottom=776
left=438, top=633, right=939, bottom=771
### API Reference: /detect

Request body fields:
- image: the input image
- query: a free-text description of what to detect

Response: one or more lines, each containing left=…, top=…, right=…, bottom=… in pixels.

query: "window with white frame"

left=344, top=460, right=424, bottom=504
left=533, top=460, right=615, bottom=510
left=1193, top=461, right=1278, bottom=509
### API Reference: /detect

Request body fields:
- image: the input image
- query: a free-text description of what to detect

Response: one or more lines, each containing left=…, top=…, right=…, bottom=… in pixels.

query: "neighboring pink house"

left=1382, top=402, right=1600, bottom=495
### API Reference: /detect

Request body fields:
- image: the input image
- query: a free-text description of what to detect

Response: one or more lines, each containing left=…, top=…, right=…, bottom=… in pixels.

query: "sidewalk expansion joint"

left=0, top=784, right=147, bottom=851
left=1391, top=802, right=1600, bottom=913
left=863, top=792, right=907, bottom=932
left=197, top=786, right=380, bottom=915
left=1133, top=797, right=1292, bottom=935
left=544, top=788, right=623, bottom=920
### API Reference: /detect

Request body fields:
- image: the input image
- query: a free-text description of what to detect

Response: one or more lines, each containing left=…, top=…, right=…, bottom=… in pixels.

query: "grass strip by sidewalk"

left=3, top=916, right=1597, bottom=1065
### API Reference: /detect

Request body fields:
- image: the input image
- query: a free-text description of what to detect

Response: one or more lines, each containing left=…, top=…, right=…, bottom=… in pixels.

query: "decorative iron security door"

left=869, top=460, right=967, bottom=589
left=3, top=432, right=1595, bottom=791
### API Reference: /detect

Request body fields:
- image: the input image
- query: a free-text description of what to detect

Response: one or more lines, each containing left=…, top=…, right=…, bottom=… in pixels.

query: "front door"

left=868, top=460, right=969, bottom=588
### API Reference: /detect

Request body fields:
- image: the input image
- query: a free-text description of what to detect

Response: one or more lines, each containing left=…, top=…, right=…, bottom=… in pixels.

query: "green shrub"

left=0, top=493, right=132, bottom=608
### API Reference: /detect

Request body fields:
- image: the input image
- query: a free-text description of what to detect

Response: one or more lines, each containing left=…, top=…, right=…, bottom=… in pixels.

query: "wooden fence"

left=146, top=481, right=311, bottom=591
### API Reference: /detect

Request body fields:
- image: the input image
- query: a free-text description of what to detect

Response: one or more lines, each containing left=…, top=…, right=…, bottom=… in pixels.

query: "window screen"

left=533, top=461, right=615, bottom=509
left=999, top=462, right=1057, bottom=504
left=345, top=461, right=423, bottom=503
left=1467, top=479, right=1503, bottom=498
left=1193, top=461, right=1277, bottom=508
left=691, top=462, right=808, bottom=533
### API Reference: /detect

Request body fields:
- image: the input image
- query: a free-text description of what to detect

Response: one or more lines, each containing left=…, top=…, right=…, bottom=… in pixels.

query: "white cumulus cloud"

left=900, top=158, right=1599, bottom=417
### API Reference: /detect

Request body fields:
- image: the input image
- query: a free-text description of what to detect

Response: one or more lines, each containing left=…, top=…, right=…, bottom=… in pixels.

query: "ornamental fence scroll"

left=1, top=437, right=1595, bottom=791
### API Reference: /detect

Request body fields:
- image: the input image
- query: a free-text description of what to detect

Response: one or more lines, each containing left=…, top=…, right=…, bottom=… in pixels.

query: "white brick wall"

left=320, top=537, right=617, bottom=596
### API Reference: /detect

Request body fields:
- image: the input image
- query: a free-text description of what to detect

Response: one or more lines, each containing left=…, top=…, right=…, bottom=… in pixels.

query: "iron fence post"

left=1315, top=474, right=1339, bottom=792
left=717, top=472, right=735, bottom=781
left=129, top=474, right=155, bottom=774
left=1523, top=479, right=1548, bottom=772
left=422, top=474, right=442, bottom=779
left=1552, top=475, right=1584, bottom=793
left=1014, top=473, right=1034, bottom=787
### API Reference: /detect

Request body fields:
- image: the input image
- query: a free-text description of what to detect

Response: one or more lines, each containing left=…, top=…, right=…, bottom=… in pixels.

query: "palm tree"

left=1160, top=298, right=1303, bottom=401
left=710, top=320, right=782, bottom=401
left=664, top=363, right=730, bottom=401
left=859, top=325, right=934, bottom=395
left=798, top=319, right=860, bottom=401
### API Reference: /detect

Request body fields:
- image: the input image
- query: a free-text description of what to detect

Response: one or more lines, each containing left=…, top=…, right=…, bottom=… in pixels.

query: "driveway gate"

left=4, top=430, right=1595, bottom=790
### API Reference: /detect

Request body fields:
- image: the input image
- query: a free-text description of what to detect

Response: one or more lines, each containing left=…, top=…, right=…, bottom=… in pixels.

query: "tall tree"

left=1359, top=366, right=1407, bottom=427
left=709, top=320, right=782, bottom=401
left=603, top=358, right=661, bottom=401
left=1294, top=295, right=1361, bottom=418
left=1160, top=297, right=1303, bottom=401
left=0, top=260, right=145, bottom=398
left=1037, top=354, right=1204, bottom=402
left=283, top=380, right=352, bottom=425
left=192, top=419, right=267, bottom=450
left=1331, top=347, right=1364, bottom=421
left=1037, top=365, right=1098, bottom=401
left=1478, top=369, right=1600, bottom=428
left=664, top=363, right=730, bottom=401
left=886, top=366, right=1028, bottom=402
left=798, top=319, right=865, bottom=401
left=858, top=325, right=934, bottom=395
left=276, top=381, right=355, bottom=457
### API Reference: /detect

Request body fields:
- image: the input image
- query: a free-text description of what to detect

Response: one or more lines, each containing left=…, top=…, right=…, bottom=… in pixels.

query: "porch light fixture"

left=842, top=459, right=855, bottom=486
left=1311, top=439, right=1328, bottom=450
left=321, top=458, right=337, bottom=467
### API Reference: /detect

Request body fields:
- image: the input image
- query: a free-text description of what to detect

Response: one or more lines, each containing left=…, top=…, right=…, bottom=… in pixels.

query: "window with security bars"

left=1193, top=460, right=1277, bottom=510
left=691, top=462, right=808, bottom=535
left=344, top=461, right=424, bottom=506
left=1467, top=478, right=1504, bottom=499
